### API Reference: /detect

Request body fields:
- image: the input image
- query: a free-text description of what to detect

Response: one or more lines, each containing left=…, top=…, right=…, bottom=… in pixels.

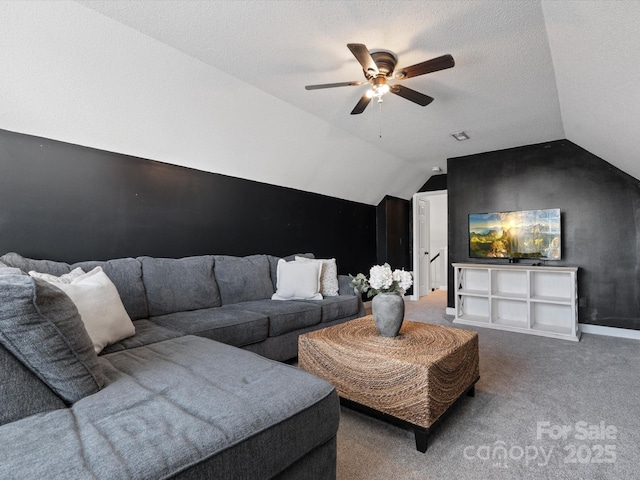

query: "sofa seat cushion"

left=149, top=307, right=268, bottom=347
left=0, top=336, right=339, bottom=480
left=99, top=319, right=183, bottom=354
left=296, top=295, right=360, bottom=323
left=226, top=300, right=322, bottom=337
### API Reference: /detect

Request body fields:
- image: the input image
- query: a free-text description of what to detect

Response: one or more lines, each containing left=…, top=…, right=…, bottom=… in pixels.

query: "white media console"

left=453, top=263, right=580, bottom=341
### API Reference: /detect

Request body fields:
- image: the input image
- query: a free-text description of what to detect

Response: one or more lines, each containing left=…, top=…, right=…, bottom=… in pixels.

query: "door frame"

left=410, top=190, right=447, bottom=301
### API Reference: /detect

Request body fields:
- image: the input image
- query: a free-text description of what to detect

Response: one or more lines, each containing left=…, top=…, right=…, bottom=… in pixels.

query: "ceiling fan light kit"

left=305, top=43, right=454, bottom=115
left=365, top=77, right=390, bottom=102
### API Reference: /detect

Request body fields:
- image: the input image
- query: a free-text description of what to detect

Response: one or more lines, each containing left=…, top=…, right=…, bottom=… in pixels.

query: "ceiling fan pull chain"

left=378, top=101, right=383, bottom=139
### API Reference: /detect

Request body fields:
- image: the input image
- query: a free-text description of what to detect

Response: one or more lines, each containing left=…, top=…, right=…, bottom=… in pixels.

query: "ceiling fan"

left=305, top=43, right=454, bottom=115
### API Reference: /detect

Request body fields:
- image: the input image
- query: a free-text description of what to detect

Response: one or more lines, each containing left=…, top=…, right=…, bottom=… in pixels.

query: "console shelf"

left=453, top=263, right=580, bottom=341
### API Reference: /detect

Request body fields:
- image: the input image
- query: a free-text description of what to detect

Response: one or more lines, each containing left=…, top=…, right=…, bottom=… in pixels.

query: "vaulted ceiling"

left=1, top=1, right=638, bottom=205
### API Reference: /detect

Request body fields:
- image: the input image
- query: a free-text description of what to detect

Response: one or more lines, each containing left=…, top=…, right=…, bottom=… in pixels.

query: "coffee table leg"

left=414, top=429, right=429, bottom=453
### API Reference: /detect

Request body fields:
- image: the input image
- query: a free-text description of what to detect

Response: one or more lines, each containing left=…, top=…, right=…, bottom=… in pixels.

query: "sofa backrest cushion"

left=0, top=343, right=67, bottom=426
left=73, top=258, right=148, bottom=320
left=267, top=253, right=315, bottom=291
left=1, top=253, right=149, bottom=321
left=0, top=266, right=23, bottom=276
left=0, top=275, right=105, bottom=404
left=0, top=252, right=71, bottom=276
left=139, top=256, right=221, bottom=316
left=214, top=254, right=274, bottom=305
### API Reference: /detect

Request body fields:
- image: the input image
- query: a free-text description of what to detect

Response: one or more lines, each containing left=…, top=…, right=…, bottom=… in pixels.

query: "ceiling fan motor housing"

left=366, top=50, right=398, bottom=78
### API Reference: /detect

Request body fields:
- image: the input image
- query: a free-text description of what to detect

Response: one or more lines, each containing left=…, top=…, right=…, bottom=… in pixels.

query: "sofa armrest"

left=338, top=275, right=356, bottom=296
left=338, top=274, right=365, bottom=318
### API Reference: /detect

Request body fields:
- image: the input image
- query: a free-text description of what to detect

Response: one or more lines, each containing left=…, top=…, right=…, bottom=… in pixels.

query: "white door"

left=412, top=190, right=448, bottom=301
left=418, top=198, right=430, bottom=297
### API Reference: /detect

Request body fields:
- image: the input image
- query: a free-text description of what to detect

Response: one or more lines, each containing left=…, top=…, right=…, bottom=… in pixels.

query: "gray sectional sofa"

left=0, top=251, right=365, bottom=479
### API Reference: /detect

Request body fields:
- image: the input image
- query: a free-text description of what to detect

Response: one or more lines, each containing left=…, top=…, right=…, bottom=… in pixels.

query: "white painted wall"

left=0, top=1, right=423, bottom=206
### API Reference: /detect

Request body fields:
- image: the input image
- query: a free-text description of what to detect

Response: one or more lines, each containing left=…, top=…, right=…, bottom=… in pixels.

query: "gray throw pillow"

left=139, top=256, right=221, bottom=317
left=0, top=275, right=105, bottom=404
left=214, top=254, right=275, bottom=304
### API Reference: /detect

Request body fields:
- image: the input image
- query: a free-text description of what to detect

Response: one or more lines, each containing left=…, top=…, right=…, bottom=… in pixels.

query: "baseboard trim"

left=579, top=323, right=640, bottom=340
left=444, top=309, right=639, bottom=340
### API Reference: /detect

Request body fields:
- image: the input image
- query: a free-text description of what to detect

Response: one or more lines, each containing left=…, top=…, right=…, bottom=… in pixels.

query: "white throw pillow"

left=295, top=256, right=339, bottom=296
left=272, top=259, right=323, bottom=300
left=32, top=267, right=135, bottom=353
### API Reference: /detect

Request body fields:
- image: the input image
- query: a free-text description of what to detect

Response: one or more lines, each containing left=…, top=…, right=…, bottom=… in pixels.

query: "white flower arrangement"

left=351, top=263, right=413, bottom=298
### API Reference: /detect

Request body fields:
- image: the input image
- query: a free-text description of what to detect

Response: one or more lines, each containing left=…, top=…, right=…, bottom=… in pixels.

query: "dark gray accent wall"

left=0, top=129, right=376, bottom=276
left=448, top=139, right=640, bottom=330
left=376, top=195, right=411, bottom=270
left=418, top=174, right=447, bottom=192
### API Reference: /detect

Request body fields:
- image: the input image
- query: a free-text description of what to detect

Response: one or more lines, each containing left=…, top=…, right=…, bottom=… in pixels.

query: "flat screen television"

left=469, top=208, right=561, bottom=260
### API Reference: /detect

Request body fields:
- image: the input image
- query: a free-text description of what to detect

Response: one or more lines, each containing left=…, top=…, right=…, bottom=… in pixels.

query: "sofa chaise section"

left=0, top=336, right=339, bottom=479
left=0, top=251, right=358, bottom=479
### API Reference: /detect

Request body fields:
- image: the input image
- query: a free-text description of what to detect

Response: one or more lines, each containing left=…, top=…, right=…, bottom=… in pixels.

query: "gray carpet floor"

left=335, top=291, right=640, bottom=479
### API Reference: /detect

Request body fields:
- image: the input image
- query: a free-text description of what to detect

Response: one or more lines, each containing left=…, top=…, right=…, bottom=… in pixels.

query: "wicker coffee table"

left=298, top=315, right=479, bottom=452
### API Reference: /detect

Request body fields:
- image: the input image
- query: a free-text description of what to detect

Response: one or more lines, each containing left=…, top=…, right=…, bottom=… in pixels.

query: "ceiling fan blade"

left=305, top=81, right=364, bottom=90
left=351, top=94, right=372, bottom=115
left=395, top=54, right=455, bottom=79
left=347, top=43, right=379, bottom=76
left=390, top=85, right=434, bottom=106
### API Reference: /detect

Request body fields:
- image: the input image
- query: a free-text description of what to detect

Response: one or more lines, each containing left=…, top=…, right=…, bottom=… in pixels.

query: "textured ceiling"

left=71, top=0, right=637, bottom=201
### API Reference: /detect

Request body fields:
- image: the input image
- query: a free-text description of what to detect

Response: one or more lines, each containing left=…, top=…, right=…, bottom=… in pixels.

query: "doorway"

left=411, top=190, right=448, bottom=301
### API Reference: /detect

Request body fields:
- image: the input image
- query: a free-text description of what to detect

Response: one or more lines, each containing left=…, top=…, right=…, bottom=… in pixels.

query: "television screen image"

left=469, top=208, right=561, bottom=260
